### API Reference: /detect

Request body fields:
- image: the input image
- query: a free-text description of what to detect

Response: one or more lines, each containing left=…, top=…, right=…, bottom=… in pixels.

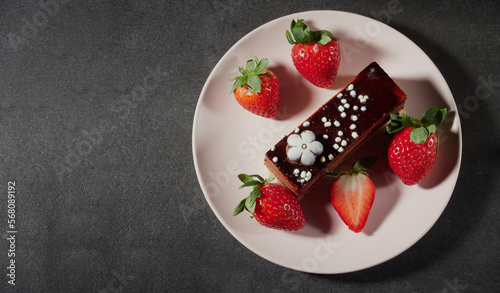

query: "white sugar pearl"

left=347, top=84, right=354, bottom=90
left=352, top=132, right=359, bottom=139
left=337, top=93, right=343, bottom=98
left=334, top=120, right=340, bottom=127
left=350, top=90, right=356, bottom=97
left=335, top=137, right=341, bottom=143
left=341, top=140, right=347, bottom=147
left=323, top=134, right=328, bottom=139
left=303, top=121, right=310, bottom=127
left=321, top=117, right=327, bottom=123
left=351, top=115, right=358, bottom=121
left=350, top=124, right=356, bottom=130
left=361, top=106, right=366, bottom=111
left=338, top=131, right=343, bottom=136
left=324, top=121, right=332, bottom=127
left=333, top=144, right=339, bottom=150
left=344, top=103, right=350, bottom=109
left=338, top=105, right=345, bottom=112
left=340, top=112, right=347, bottom=118
left=328, top=154, right=334, bottom=160
left=341, top=98, right=347, bottom=104
left=353, top=105, right=359, bottom=111
left=272, top=157, right=278, bottom=163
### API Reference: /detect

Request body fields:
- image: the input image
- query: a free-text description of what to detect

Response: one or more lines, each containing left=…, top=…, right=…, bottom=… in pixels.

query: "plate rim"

left=192, top=9, right=462, bottom=274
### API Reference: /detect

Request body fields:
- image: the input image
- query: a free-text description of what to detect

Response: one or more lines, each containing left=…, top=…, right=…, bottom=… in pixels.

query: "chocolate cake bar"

left=264, top=62, right=407, bottom=198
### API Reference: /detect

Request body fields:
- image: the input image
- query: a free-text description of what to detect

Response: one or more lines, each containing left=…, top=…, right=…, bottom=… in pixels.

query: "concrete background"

left=0, top=0, right=499, bottom=292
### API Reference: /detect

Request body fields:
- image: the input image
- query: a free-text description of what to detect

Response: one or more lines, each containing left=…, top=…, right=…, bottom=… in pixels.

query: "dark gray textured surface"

left=0, top=0, right=499, bottom=292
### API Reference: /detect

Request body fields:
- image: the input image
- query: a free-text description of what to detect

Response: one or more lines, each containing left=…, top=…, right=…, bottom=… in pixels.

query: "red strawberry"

left=286, top=19, right=340, bottom=88
left=233, top=173, right=305, bottom=231
left=230, top=57, right=280, bottom=118
left=387, top=107, right=447, bottom=185
left=327, top=157, right=377, bottom=233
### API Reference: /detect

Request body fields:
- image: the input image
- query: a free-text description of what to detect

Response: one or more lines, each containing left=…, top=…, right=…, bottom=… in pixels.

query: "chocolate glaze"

left=264, top=62, right=407, bottom=198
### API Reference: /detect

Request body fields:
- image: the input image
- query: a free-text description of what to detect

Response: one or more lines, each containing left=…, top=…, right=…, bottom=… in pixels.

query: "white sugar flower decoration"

left=286, top=130, right=323, bottom=166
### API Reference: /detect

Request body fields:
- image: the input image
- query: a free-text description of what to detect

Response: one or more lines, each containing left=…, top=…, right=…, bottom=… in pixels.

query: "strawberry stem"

left=286, top=18, right=339, bottom=45
left=325, top=156, right=377, bottom=177
left=233, top=172, right=273, bottom=216
left=386, top=107, right=447, bottom=144
left=229, top=57, right=272, bottom=94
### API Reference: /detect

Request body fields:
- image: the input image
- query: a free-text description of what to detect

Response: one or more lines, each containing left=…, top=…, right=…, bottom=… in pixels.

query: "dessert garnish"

left=230, top=57, right=280, bottom=118
left=387, top=107, right=447, bottom=185
left=326, top=156, right=377, bottom=233
left=286, top=130, right=324, bottom=166
left=286, top=18, right=341, bottom=88
left=233, top=173, right=305, bottom=231
left=264, top=62, right=407, bottom=198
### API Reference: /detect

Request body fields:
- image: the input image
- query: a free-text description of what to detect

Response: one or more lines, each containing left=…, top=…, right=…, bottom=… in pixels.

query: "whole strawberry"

left=327, top=157, right=377, bottom=233
left=233, top=173, right=305, bottom=231
left=286, top=18, right=341, bottom=88
left=230, top=57, right=280, bottom=118
left=387, top=107, right=447, bottom=185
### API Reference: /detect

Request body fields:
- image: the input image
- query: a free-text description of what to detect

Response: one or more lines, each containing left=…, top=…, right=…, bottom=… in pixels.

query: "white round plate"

left=192, top=10, right=461, bottom=274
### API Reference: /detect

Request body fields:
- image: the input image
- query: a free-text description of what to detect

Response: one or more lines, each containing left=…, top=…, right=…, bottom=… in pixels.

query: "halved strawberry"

left=326, top=157, right=377, bottom=233
left=386, top=107, right=447, bottom=185
left=230, top=57, right=280, bottom=118
left=286, top=18, right=340, bottom=88
left=233, top=173, right=305, bottom=231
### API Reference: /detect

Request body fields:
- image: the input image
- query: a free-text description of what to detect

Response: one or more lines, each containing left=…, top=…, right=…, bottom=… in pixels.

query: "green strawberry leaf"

left=426, top=124, right=437, bottom=135
left=430, top=108, right=447, bottom=127
left=233, top=198, right=246, bottom=216
left=247, top=75, right=262, bottom=93
left=401, top=112, right=416, bottom=127
left=229, top=57, right=271, bottom=95
left=238, top=173, right=265, bottom=184
left=410, top=126, right=429, bottom=144
left=245, top=188, right=260, bottom=213
left=386, top=121, right=404, bottom=134
left=287, top=18, right=339, bottom=45
left=255, top=57, right=269, bottom=73
left=239, top=180, right=261, bottom=189
left=267, top=172, right=275, bottom=182
left=326, top=156, right=377, bottom=177
left=238, top=173, right=254, bottom=184
left=245, top=59, right=255, bottom=72
left=324, top=170, right=340, bottom=177
left=286, top=30, right=295, bottom=44
left=388, top=107, right=448, bottom=146
left=352, top=156, right=378, bottom=172
left=386, top=112, right=404, bottom=134
left=229, top=76, right=245, bottom=94
left=421, top=106, right=438, bottom=125
left=318, top=30, right=339, bottom=41
left=317, top=34, right=331, bottom=45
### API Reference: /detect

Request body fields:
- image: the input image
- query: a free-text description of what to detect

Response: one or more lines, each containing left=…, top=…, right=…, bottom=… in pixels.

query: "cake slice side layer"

left=264, top=62, right=407, bottom=198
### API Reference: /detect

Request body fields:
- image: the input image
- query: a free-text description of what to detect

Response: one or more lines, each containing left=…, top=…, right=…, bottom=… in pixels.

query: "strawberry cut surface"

left=330, top=173, right=375, bottom=233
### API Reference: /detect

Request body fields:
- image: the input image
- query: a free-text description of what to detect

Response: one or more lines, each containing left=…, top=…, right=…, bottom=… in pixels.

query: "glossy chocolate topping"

left=264, top=62, right=407, bottom=197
